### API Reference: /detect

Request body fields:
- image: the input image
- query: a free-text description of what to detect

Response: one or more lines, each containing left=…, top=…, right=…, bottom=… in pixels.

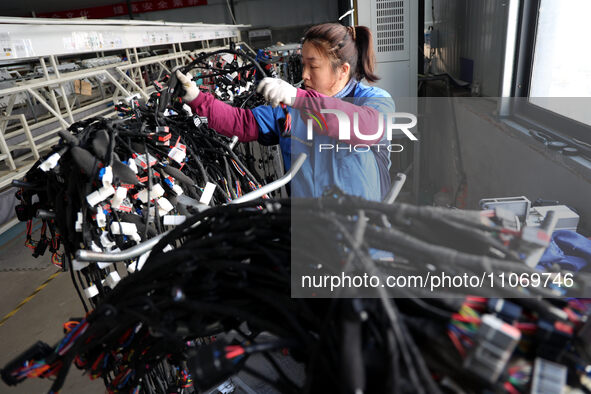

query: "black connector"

left=32, top=237, right=48, bottom=257
left=1, top=341, right=53, bottom=386
left=186, top=340, right=238, bottom=391
left=14, top=204, right=33, bottom=222
left=536, top=320, right=573, bottom=361
left=488, top=299, right=522, bottom=323
left=463, top=314, right=521, bottom=384
left=530, top=358, right=566, bottom=394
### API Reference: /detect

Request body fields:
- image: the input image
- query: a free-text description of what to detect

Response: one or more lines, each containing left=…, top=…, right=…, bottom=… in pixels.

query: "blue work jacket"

left=251, top=82, right=394, bottom=201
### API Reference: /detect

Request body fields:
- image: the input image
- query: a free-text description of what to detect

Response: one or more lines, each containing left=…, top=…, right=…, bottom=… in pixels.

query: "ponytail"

left=351, top=26, right=379, bottom=83
left=303, top=23, right=380, bottom=83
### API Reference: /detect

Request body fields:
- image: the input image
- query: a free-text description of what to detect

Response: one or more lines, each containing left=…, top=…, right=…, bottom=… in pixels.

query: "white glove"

left=175, top=70, right=199, bottom=103
left=256, top=77, right=297, bottom=107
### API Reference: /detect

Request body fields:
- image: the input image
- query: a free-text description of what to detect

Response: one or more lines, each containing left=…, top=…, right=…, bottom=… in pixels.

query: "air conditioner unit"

left=358, top=0, right=419, bottom=198
left=357, top=0, right=417, bottom=98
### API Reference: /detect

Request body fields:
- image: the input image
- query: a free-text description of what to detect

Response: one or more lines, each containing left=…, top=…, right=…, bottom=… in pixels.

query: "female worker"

left=177, top=23, right=395, bottom=201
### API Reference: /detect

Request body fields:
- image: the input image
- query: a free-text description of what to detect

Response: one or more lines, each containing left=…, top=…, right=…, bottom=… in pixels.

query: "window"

left=511, top=0, right=591, bottom=148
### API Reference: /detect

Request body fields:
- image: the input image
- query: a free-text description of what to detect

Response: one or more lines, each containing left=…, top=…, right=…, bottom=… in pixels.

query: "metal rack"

left=0, top=17, right=249, bottom=190
left=0, top=17, right=245, bottom=60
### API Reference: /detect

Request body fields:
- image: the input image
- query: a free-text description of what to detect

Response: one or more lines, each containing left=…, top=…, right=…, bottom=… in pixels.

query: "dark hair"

left=302, top=23, right=379, bottom=83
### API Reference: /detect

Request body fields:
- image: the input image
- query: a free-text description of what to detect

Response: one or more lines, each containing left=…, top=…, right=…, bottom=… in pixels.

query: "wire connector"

left=39, top=152, right=61, bottom=172
left=86, top=186, right=115, bottom=207
left=531, top=358, right=566, bottom=394
left=463, top=314, right=521, bottom=384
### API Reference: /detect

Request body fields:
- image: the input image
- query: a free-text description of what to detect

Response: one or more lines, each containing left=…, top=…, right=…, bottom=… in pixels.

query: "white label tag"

left=199, top=182, right=217, bottom=206
left=168, top=143, right=186, bottom=164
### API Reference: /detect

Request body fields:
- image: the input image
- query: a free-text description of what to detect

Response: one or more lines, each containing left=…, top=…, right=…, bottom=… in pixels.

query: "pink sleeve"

left=293, top=88, right=384, bottom=145
left=186, top=91, right=260, bottom=142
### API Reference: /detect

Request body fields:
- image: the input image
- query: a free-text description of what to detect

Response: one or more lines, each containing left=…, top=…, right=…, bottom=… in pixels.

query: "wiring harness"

left=13, top=82, right=269, bottom=311
left=4, top=193, right=591, bottom=393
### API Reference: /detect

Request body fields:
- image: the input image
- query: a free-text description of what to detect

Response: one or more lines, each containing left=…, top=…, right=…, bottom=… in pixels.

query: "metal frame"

left=0, top=43, right=241, bottom=189
left=0, top=17, right=249, bottom=189
left=501, top=0, right=591, bottom=151
left=0, top=17, right=246, bottom=60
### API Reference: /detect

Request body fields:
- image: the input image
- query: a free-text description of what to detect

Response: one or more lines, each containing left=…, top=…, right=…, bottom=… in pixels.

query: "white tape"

left=163, top=215, right=186, bottom=226
left=86, top=185, right=115, bottom=206
left=101, top=166, right=113, bottom=187
left=75, top=212, right=83, bottom=232
left=100, top=232, right=115, bottom=249
left=128, top=251, right=150, bottom=273
left=182, top=103, right=193, bottom=116
left=130, top=232, right=141, bottom=243
left=199, top=182, right=217, bottom=206
left=96, top=211, right=107, bottom=227
left=110, top=222, right=137, bottom=235
left=138, top=183, right=165, bottom=203
left=172, top=184, right=184, bottom=196
left=168, top=145, right=186, bottom=164
left=90, top=241, right=102, bottom=252
left=105, top=271, right=121, bottom=288
left=128, top=158, right=138, bottom=174
left=83, top=285, right=99, bottom=299
left=157, top=197, right=174, bottom=215
left=110, top=187, right=127, bottom=210
left=72, top=259, right=89, bottom=271
left=39, top=152, right=61, bottom=172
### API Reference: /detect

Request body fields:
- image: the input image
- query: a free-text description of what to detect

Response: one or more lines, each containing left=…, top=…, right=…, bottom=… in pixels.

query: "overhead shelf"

left=0, top=17, right=249, bottom=60
left=0, top=17, right=250, bottom=190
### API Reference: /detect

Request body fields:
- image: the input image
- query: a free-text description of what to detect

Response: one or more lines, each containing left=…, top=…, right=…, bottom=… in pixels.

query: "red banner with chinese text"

left=37, top=0, right=208, bottom=19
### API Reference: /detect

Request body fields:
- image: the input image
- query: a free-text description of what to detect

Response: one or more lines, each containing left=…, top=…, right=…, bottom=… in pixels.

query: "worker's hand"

left=175, top=70, right=200, bottom=103
left=257, top=77, right=297, bottom=107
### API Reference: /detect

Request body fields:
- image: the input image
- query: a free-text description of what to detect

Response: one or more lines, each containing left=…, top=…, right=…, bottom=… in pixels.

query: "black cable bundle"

left=5, top=193, right=591, bottom=393
left=13, top=85, right=269, bottom=311
left=177, top=46, right=289, bottom=191
left=13, top=42, right=300, bottom=316
left=180, top=47, right=268, bottom=106
left=8, top=44, right=591, bottom=393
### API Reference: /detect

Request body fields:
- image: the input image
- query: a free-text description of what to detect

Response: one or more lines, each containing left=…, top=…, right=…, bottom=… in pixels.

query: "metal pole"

left=39, top=57, right=62, bottom=115
left=132, top=47, right=147, bottom=91
left=115, top=68, right=150, bottom=100
left=49, top=55, right=75, bottom=123
left=17, top=114, right=40, bottom=160
left=102, top=71, right=133, bottom=99
left=26, top=88, right=69, bottom=128
left=231, top=153, right=307, bottom=204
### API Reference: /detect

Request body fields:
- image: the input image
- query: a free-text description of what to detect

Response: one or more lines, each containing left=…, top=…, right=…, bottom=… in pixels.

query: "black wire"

left=66, top=251, right=88, bottom=313
left=241, top=365, right=298, bottom=394
left=143, top=141, right=152, bottom=240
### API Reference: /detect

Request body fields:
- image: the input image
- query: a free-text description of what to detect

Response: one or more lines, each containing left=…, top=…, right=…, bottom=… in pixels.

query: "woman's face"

left=301, top=42, right=350, bottom=96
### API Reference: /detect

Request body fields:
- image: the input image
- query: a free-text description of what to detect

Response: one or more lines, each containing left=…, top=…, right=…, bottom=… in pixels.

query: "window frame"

left=509, top=0, right=591, bottom=154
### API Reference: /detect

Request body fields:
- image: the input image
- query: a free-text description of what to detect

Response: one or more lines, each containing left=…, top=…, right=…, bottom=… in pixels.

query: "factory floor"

left=0, top=271, right=107, bottom=394
left=0, top=221, right=302, bottom=394
left=0, top=221, right=105, bottom=394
